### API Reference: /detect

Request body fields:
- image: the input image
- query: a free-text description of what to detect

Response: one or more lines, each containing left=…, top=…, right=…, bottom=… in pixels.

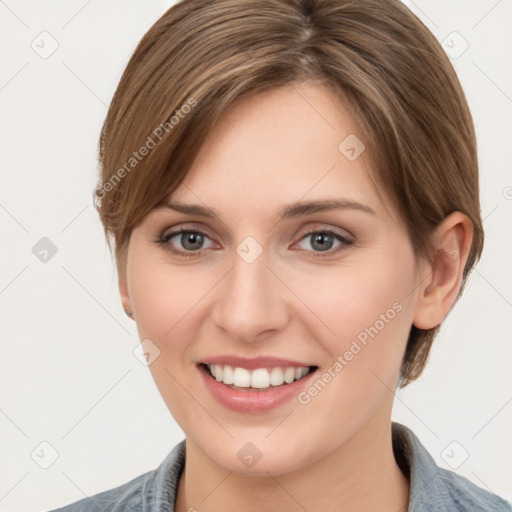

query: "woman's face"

left=122, top=81, right=424, bottom=475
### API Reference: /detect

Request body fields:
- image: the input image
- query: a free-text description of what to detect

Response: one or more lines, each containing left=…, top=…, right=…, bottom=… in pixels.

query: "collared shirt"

left=50, top=422, right=511, bottom=511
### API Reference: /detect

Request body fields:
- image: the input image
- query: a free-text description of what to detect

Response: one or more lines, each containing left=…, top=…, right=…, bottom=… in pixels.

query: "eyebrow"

left=163, top=198, right=376, bottom=218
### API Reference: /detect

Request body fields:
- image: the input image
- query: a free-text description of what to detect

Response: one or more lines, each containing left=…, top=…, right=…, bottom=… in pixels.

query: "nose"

left=212, top=246, right=290, bottom=343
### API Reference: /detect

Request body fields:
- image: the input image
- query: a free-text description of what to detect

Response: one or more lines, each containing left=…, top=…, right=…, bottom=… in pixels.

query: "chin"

left=191, top=429, right=316, bottom=477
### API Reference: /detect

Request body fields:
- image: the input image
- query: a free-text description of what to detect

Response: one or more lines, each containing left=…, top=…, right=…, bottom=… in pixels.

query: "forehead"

left=169, top=82, right=396, bottom=223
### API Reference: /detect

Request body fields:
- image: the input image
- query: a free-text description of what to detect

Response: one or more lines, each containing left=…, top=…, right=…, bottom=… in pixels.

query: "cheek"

left=129, top=268, right=181, bottom=340
left=126, top=247, right=210, bottom=422
left=128, top=248, right=201, bottom=339
left=289, top=255, right=415, bottom=440
left=127, top=246, right=228, bottom=371
left=290, top=250, right=415, bottom=372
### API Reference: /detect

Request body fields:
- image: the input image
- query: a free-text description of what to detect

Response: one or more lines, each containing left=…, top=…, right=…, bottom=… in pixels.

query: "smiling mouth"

left=200, top=363, right=318, bottom=391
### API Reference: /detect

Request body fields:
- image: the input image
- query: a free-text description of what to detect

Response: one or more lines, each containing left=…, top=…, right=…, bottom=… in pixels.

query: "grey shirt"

left=50, top=422, right=511, bottom=511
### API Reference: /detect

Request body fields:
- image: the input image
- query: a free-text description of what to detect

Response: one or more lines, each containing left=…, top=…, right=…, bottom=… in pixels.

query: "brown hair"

left=95, top=0, right=483, bottom=388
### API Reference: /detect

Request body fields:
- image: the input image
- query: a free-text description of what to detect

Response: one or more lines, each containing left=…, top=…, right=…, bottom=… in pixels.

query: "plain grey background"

left=0, top=1, right=511, bottom=510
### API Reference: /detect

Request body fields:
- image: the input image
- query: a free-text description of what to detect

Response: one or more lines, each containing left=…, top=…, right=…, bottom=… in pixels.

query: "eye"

left=293, top=229, right=353, bottom=255
left=156, top=229, right=214, bottom=257
left=156, top=227, right=354, bottom=259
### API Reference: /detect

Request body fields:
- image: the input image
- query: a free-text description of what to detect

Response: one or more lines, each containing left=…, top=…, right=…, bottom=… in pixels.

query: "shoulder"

left=49, top=471, right=152, bottom=512
left=433, top=466, right=512, bottom=511
left=392, top=422, right=511, bottom=512
left=49, top=440, right=186, bottom=512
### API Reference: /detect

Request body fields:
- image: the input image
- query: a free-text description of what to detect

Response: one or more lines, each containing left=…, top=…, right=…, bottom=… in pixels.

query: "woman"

left=51, top=0, right=511, bottom=510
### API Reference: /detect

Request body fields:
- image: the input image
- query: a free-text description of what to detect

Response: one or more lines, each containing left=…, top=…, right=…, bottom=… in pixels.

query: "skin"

left=119, top=81, right=473, bottom=511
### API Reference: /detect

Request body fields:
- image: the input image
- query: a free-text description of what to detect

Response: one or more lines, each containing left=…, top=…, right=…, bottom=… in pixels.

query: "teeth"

left=251, top=368, right=270, bottom=388
left=206, top=364, right=311, bottom=389
left=283, top=367, right=295, bottom=384
left=270, top=367, right=284, bottom=386
left=223, top=364, right=234, bottom=385
left=233, top=367, right=251, bottom=387
left=213, top=364, right=223, bottom=382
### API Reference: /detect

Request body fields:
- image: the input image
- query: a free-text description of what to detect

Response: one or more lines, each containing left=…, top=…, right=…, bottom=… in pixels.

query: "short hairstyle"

left=94, top=0, right=483, bottom=388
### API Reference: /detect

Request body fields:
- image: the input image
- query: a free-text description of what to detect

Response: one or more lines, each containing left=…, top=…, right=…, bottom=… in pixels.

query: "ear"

left=413, top=211, right=473, bottom=330
left=118, top=268, right=134, bottom=321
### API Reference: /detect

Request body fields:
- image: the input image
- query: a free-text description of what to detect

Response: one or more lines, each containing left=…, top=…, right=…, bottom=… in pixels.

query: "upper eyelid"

left=158, top=218, right=354, bottom=237
left=161, top=226, right=217, bottom=243
left=160, top=223, right=352, bottom=237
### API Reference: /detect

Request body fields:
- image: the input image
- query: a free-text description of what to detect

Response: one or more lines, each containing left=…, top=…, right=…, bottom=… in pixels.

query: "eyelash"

left=155, top=228, right=354, bottom=259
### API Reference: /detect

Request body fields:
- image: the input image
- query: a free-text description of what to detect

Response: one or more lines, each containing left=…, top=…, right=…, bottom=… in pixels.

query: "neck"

left=175, top=415, right=410, bottom=512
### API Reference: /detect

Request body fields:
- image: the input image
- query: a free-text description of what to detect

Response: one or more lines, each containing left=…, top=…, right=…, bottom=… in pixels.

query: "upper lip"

left=199, top=355, right=315, bottom=370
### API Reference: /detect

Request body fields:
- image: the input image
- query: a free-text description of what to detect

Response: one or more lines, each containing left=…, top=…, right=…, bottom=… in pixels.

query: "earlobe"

left=413, top=212, right=473, bottom=330
left=119, top=275, right=134, bottom=320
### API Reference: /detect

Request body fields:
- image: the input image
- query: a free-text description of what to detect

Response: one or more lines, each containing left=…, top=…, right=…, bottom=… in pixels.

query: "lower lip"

left=198, top=365, right=317, bottom=413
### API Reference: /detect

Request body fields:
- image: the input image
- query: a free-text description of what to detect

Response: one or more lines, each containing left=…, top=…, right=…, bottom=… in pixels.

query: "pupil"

left=312, top=233, right=333, bottom=251
left=183, top=232, right=203, bottom=250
